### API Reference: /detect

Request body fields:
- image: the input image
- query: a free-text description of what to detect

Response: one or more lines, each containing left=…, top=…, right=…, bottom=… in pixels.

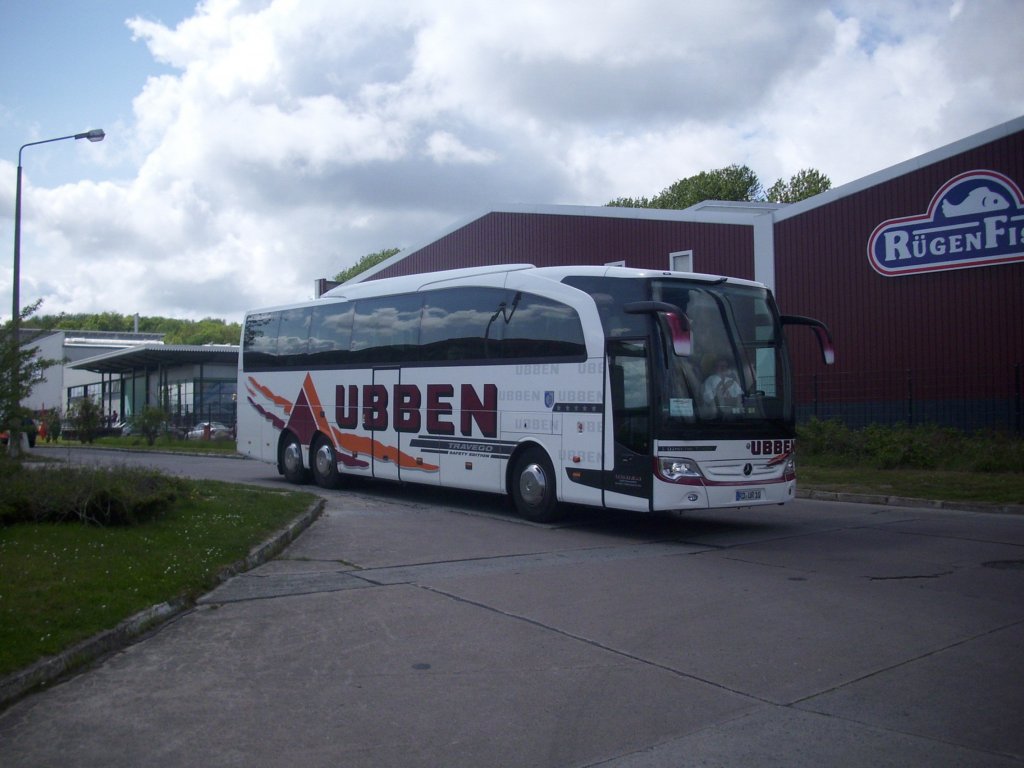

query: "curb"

left=0, top=497, right=326, bottom=711
left=797, top=488, right=1024, bottom=515
left=33, top=444, right=249, bottom=460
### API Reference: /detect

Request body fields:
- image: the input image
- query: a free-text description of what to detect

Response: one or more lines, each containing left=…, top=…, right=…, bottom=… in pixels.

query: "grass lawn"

left=0, top=480, right=316, bottom=679
left=796, top=420, right=1024, bottom=507
left=51, top=435, right=240, bottom=454
left=798, top=463, right=1024, bottom=506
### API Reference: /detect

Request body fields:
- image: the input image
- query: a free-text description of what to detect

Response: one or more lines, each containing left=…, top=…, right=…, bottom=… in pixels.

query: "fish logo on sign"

left=867, top=170, right=1024, bottom=276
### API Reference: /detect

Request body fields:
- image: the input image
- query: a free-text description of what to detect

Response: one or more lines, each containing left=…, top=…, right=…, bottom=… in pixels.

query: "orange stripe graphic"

left=302, top=373, right=439, bottom=473
left=247, top=376, right=293, bottom=415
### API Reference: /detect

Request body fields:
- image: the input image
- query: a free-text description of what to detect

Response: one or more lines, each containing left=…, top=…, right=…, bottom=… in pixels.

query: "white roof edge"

left=774, top=115, right=1024, bottom=222
left=69, top=343, right=240, bottom=368
left=325, top=264, right=536, bottom=298
left=345, top=203, right=770, bottom=285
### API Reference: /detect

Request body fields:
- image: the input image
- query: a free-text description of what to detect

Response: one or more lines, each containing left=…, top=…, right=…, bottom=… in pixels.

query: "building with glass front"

left=69, top=343, right=239, bottom=433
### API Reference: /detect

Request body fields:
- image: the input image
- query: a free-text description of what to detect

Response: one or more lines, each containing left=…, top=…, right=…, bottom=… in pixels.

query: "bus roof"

left=531, top=264, right=767, bottom=290
left=248, top=263, right=768, bottom=316
left=321, top=263, right=537, bottom=300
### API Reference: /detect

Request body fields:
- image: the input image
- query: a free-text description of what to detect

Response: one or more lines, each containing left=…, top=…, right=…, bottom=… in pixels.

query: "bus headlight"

left=656, top=457, right=704, bottom=484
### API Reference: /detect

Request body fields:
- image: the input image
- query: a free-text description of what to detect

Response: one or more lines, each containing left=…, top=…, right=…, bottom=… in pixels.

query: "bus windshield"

left=561, top=273, right=792, bottom=436
left=651, top=279, right=792, bottom=435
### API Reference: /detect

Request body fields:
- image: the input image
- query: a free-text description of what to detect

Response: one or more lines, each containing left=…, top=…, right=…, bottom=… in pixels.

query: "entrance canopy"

left=70, top=344, right=239, bottom=374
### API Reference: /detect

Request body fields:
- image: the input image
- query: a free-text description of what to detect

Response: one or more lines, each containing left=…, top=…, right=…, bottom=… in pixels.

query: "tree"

left=607, top=195, right=653, bottom=208
left=333, top=248, right=401, bottom=283
left=766, top=168, right=832, bottom=203
left=163, top=318, right=240, bottom=345
left=131, top=405, right=167, bottom=446
left=608, top=164, right=830, bottom=209
left=609, top=165, right=762, bottom=210
left=67, top=397, right=103, bottom=444
left=43, top=407, right=62, bottom=443
left=25, top=312, right=241, bottom=345
left=1, top=301, right=57, bottom=456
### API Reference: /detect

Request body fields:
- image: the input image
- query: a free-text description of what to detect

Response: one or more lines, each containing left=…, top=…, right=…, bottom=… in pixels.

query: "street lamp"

left=13, top=129, right=105, bottom=327
left=8, top=129, right=105, bottom=451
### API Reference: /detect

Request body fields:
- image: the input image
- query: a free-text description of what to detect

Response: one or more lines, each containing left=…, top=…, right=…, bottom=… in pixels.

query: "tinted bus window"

left=277, top=306, right=312, bottom=366
left=500, top=293, right=586, bottom=359
left=420, top=287, right=508, bottom=361
left=242, top=312, right=280, bottom=370
left=350, top=294, right=423, bottom=364
left=561, top=276, right=648, bottom=338
left=309, top=302, right=354, bottom=366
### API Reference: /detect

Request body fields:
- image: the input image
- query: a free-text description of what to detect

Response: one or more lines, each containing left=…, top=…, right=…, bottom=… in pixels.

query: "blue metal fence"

left=796, top=363, right=1023, bottom=433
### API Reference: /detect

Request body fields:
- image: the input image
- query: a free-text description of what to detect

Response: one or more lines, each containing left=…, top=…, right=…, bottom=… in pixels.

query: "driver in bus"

left=702, top=355, right=743, bottom=410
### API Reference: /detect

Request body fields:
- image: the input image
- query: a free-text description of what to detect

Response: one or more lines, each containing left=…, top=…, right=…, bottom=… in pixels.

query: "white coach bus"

left=237, top=264, right=833, bottom=521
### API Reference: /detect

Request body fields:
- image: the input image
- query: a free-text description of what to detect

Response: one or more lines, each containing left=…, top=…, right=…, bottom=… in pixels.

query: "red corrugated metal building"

left=354, top=117, right=1024, bottom=431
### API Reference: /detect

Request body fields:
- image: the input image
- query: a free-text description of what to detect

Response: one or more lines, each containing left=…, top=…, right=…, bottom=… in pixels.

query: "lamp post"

left=8, top=129, right=105, bottom=452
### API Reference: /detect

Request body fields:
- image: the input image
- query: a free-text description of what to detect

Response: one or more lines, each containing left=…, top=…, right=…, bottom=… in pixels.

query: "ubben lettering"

left=335, top=383, right=497, bottom=437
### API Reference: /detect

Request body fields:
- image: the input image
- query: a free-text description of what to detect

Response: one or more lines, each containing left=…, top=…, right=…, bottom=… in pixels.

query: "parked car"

left=185, top=421, right=233, bottom=440
left=0, top=418, right=38, bottom=448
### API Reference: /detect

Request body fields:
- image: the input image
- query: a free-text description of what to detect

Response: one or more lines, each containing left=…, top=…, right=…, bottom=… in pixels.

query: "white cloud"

left=1, top=0, right=1022, bottom=322
left=425, top=131, right=495, bottom=165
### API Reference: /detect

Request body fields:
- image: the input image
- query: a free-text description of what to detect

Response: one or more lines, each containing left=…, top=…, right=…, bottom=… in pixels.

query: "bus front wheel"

left=511, top=448, right=561, bottom=522
left=280, top=433, right=309, bottom=484
left=311, top=435, right=342, bottom=489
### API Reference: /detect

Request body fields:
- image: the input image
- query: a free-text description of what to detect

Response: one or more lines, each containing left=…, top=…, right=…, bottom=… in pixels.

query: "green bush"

left=964, top=430, right=1024, bottom=473
left=0, top=459, right=187, bottom=527
left=67, top=398, right=103, bottom=444
left=797, top=417, right=859, bottom=458
left=43, top=408, right=62, bottom=442
left=797, top=419, right=1023, bottom=473
left=131, top=406, right=168, bottom=446
left=861, top=424, right=941, bottom=470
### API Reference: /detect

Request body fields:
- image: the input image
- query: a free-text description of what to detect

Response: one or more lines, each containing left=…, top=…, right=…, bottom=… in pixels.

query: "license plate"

left=736, top=489, right=764, bottom=501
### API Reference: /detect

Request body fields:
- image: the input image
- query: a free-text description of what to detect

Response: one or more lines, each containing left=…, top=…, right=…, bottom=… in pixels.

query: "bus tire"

left=511, top=447, right=561, bottom=522
left=280, top=432, right=309, bottom=484
left=311, top=435, right=342, bottom=489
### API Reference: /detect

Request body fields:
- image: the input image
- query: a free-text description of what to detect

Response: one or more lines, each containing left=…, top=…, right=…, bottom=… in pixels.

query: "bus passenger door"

left=606, top=340, right=653, bottom=511
left=368, top=368, right=401, bottom=482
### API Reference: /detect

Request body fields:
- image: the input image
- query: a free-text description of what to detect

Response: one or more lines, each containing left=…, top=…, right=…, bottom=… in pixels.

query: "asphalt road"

left=2, top=447, right=1023, bottom=766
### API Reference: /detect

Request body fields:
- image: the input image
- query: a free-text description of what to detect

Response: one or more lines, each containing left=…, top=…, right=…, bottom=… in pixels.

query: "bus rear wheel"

left=311, top=435, right=342, bottom=489
left=511, top=448, right=561, bottom=522
left=280, top=433, right=309, bottom=484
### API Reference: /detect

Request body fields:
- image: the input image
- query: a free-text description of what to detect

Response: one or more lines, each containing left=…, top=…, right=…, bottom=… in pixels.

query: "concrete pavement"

left=1, top=480, right=1023, bottom=766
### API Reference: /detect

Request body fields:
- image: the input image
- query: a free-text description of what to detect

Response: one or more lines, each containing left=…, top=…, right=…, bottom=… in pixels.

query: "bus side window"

left=561, top=276, right=648, bottom=338
left=351, top=294, right=423, bottom=364
left=608, top=341, right=650, bottom=454
left=276, top=306, right=313, bottom=367
left=500, top=293, right=586, bottom=360
left=242, top=312, right=280, bottom=371
left=309, top=302, right=353, bottom=367
left=420, top=287, right=507, bottom=362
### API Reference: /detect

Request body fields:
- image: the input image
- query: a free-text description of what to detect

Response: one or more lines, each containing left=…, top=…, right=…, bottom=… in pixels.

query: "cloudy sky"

left=1, top=0, right=1022, bottom=324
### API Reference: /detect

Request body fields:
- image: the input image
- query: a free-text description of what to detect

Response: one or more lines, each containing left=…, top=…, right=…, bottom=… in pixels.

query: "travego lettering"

left=335, top=383, right=498, bottom=437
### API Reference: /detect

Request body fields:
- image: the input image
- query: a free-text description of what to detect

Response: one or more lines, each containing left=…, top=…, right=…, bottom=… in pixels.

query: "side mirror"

left=781, top=315, right=835, bottom=365
left=662, top=311, right=692, bottom=357
left=624, top=301, right=692, bottom=357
